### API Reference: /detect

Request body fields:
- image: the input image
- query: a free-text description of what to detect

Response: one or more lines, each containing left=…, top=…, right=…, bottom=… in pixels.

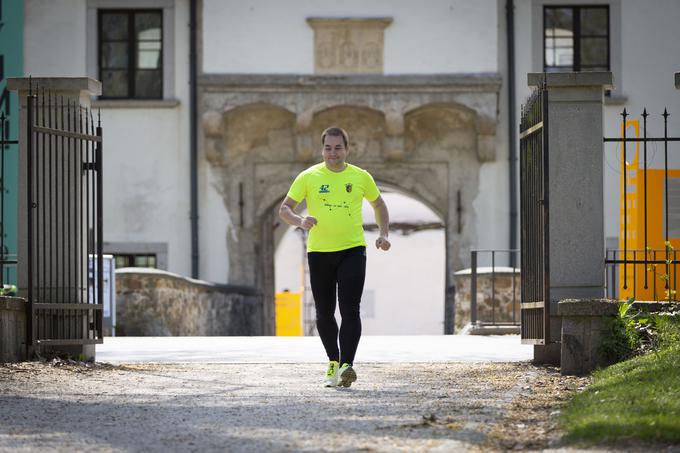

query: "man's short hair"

left=321, top=127, right=349, bottom=148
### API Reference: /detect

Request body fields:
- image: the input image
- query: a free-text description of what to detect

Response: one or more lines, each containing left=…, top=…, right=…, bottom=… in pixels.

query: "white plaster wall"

left=100, top=108, right=190, bottom=276
left=202, top=0, right=498, bottom=74
left=471, top=0, right=513, bottom=267
left=275, top=193, right=446, bottom=335
left=602, top=0, right=680, bottom=241
left=198, top=164, right=231, bottom=283
left=100, top=2, right=191, bottom=277
left=513, top=0, right=680, bottom=246
left=473, top=162, right=511, bottom=263
left=24, top=0, right=193, bottom=277
left=513, top=1, right=536, bottom=133
left=24, top=0, right=87, bottom=76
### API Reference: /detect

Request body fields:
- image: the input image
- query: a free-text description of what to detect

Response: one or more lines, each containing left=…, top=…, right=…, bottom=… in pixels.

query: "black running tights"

left=307, top=246, right=366, bottom=366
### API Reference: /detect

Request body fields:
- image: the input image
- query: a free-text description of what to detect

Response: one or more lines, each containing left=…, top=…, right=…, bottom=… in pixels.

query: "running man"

left=279, top=126, right=391, bottom=388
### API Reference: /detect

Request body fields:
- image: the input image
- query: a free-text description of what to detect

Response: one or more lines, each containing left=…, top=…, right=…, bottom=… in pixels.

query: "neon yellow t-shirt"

left=287, top=163, right=380, bottom=252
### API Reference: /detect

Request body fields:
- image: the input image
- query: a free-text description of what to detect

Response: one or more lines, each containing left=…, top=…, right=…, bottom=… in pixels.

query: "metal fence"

left=0, top=113, right=18, bottom=288
left=26, top=85, right=104, bottom=347
left=519, top=83, right=550, bottom=345
left=469, top=249, right=520, bottom=326
left=604, top=108, right=680, bottom=302
left=605, top=248, right=680, bottom=301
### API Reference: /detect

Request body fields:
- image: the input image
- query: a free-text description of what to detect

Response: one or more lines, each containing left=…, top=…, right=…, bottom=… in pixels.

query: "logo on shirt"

left=345, top=183, right=353, bottom=193
left=319, top=184, right=330, bottom=193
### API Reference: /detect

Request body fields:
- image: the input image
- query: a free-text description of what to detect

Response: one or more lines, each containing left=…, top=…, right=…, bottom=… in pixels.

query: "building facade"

left=19, top=0, right=680, bottom=333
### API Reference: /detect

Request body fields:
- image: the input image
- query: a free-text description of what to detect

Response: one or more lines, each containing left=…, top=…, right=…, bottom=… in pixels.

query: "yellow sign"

left=275, top=292, right=302, bottom=336
left=619, top=120, right=680, bottom=301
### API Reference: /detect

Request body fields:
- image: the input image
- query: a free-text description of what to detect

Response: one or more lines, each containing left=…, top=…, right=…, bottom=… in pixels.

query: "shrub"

left=601, top=298, right=680, bottom=363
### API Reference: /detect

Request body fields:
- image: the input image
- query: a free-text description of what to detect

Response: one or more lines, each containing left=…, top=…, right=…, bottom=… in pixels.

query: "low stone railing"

left=116, top=269, right=264, bottom=336
left=1, top=296, right=27, bottom=362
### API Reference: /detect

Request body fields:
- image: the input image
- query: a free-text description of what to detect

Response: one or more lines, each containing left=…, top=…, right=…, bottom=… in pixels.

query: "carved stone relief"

left=307, top=18, right=392, bottom=74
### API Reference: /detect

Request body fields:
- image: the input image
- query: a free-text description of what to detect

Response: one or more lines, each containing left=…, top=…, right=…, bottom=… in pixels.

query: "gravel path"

left=0, top=360, right=591, bottom=452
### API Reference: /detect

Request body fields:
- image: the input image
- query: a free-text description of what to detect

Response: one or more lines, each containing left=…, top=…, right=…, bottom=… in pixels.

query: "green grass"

left=561, top=345, right=680, bottom=444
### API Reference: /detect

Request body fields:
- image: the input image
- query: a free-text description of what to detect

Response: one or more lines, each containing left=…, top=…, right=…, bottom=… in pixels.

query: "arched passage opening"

left=200, top=75, right=503, bottom=334
left=273, top=186, right=446, bottom=335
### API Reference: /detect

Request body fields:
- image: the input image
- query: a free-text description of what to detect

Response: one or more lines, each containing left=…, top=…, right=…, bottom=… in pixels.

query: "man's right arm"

left=279, top=196, right=317, bottom=230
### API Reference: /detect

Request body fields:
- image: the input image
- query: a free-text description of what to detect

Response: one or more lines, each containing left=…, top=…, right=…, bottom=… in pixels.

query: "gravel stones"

left=0, top=361, right=583, bottom=452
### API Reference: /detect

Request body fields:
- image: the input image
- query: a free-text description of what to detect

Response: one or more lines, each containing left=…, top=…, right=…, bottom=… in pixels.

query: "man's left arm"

left=370, top=195, right=391, bottom=251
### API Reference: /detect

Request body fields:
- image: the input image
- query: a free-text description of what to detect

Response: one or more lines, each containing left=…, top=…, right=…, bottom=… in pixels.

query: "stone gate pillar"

left=527, top=72, right=613, bottom=364
left=9, top=77, right=102, bottom=360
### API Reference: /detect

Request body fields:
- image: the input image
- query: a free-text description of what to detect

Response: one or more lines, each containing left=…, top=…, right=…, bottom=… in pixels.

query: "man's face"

left=322, top=134, right=348, bottom=167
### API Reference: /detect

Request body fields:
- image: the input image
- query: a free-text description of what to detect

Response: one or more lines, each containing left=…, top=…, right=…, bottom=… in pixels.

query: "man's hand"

left=375, top=235, right=391, bottom=251
left=299, top=216, right=318, bottom=230
left=369, top=196, right=390, bottom=252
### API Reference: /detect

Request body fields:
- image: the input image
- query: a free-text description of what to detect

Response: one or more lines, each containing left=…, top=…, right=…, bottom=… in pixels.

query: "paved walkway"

left=96, top=335, right=533, bottom=363
left=3, top=336, right=606, bottom=452
left=1, top=361, right=557, bottom=452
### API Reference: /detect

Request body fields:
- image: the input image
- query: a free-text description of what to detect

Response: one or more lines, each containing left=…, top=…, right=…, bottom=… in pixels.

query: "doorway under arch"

left=274, top=188, right=446, bottom=335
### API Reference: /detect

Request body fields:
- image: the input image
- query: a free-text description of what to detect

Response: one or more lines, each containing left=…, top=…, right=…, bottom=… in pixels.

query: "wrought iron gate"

left=604, top=108, right=680, bottom=301
left=26, top=86, right=103, bottom=348
left=519, top=84, right=550, bottom=345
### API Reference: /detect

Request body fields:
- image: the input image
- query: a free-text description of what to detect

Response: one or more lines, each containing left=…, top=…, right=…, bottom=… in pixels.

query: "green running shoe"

left=323, top=361, right=339, bottom=387
left=338, top=363, right=357, bottom=388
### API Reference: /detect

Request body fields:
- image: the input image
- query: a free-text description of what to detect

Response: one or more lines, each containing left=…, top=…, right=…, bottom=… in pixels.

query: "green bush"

left=600, top=316, right=637, bottom=364
left=654, top=312, right=680, bottom=350
left=0, top=284, right=17, bottom=296
left=600, top=299, right=680, bottom=363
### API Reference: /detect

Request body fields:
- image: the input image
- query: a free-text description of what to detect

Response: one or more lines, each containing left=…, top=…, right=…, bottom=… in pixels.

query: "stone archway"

left=200, top=74, right=501, bottom=334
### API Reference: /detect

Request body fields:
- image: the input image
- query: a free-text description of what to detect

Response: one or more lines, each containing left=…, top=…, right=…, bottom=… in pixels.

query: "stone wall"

left=115, top=269, right=264, bottom=336
left=558, top=299, right=675, bottom=375
left=1, top=297, right=27, bottom=362
left=454, top=267, right=520, bottom=332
